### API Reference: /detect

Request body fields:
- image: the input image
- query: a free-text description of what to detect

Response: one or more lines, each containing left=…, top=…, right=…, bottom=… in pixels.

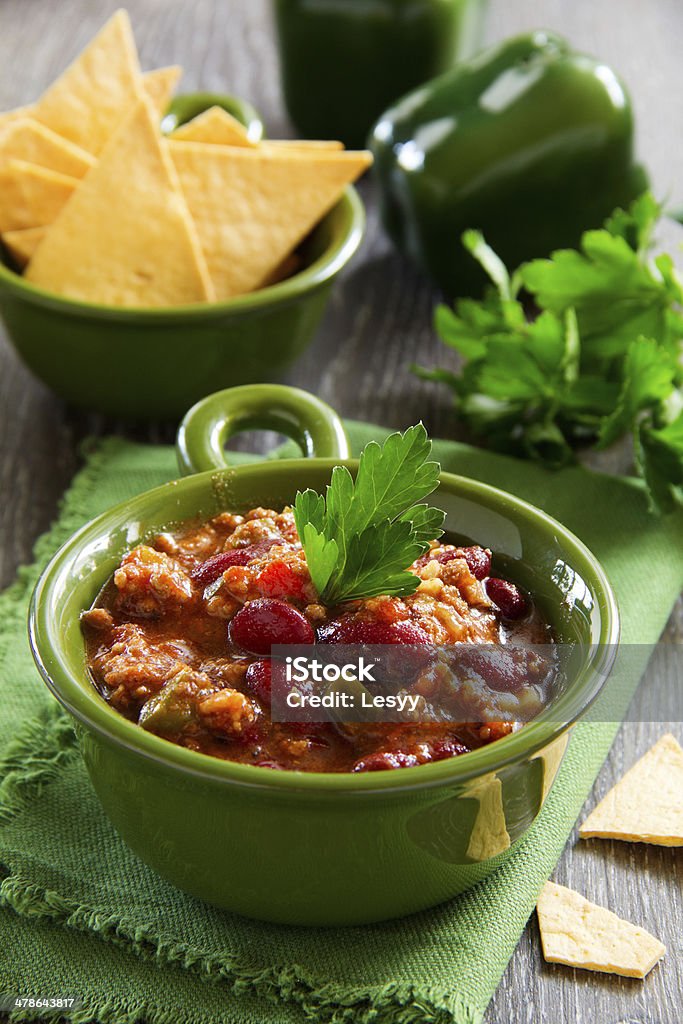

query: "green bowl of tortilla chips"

left=0, top=12, right=369, bottom=419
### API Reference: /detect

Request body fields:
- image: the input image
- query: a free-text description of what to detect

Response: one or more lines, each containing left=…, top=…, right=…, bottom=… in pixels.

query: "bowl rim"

left=29, top=458, right=620, bottom=795
left=0, top=187, right=364, bottom=321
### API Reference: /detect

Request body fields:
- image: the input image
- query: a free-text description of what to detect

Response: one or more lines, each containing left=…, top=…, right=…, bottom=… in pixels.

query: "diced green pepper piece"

left=138, top=669, right=198, bottom=734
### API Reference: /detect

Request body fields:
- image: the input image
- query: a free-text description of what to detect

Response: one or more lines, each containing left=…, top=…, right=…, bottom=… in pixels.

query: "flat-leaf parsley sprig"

left=293, top=425, right=445, bottom=604
left=416, top=193, right=683, bottom=512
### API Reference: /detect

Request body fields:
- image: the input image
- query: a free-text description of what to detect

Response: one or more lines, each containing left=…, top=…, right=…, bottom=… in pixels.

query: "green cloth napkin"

left=1, top=426, right=681, bottom=1024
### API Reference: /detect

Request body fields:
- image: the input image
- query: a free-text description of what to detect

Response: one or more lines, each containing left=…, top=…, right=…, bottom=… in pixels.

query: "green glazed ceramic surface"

left=29, top=385, right=619, bottom=926
left=0, top=94, right=365, bottom=421
left=177, top=384, right=351, bottom=473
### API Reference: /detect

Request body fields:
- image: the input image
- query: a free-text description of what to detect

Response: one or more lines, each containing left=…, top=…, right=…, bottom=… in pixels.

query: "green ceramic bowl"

left=29, top=385, right=619, bottom=926
left=0, top=94, right=365, bottom=420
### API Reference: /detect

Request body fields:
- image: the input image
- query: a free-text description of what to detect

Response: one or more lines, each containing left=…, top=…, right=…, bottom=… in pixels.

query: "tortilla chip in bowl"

left=0, top=178, right=365, bottom=419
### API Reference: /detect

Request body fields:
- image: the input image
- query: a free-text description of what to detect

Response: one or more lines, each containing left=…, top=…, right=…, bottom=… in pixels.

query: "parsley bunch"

left=417, top=193, right=683, bottom=512
left=293, top=425, right=445, bottom=604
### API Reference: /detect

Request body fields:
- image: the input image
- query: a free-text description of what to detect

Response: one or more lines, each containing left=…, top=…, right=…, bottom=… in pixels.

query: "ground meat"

left=164, top=514, right=245, bottom=565
left=472, top=722, right=518, bottom=744
left=305, top=603, right=327, bottom=624
left=355, top=595, right=410, bottom=624
left=343, top=563, right=496, bottom=644
left=212, top=512, right=246, bottom=532
left=198, top=689, right=260, bottom=738
left=89, top=623, right=197, bottom=709
left=222, top=547, right=315, bottom=606
left=435, top=557, right=490, bottom=608
left=152, top=532, right=180, bottom=556
left=404, top=587, right=496, bottom=643
left=199, top=657, right=249, bottom=689
left=114, top=545, right=194, bottom=618
left=80, top=607, right=114, bottom=632
left=204, top=587, right=241, bottom=619
left=218, top=507, right=299, bottom=550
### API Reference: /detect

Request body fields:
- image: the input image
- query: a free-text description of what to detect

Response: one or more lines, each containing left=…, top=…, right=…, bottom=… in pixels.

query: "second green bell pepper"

left=274, top=0, right=487, bottom=150
left=370, top=31, right=648, bottom=297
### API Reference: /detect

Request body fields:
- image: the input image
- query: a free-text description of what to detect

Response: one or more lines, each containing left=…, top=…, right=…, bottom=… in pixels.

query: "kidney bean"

left=229, top=598, right=315, bottom=654
left=485, top=577, right=528, bottom=619
left=191, top=539, right=280, bottom=588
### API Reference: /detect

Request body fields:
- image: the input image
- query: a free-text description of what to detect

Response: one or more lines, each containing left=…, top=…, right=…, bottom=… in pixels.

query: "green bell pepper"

left=370, top=31, right=648, bottom=297
left=273, top=0, right=487, bottom=150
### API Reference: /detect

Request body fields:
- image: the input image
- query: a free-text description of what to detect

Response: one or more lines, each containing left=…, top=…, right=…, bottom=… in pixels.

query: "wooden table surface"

left=1, top=1, right=680, bottom=1021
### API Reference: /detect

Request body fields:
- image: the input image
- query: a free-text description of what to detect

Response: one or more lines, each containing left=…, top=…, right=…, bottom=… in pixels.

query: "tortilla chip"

left=2, top=226, right=46, bottom=268
left=580, top=733, right=683, bottom=846
left=32, top=10, right=144, bottom=155
left=0, top=119, right=95, bottom=178
left=0, top=160, right=77, bottom=232
left=26, top=99, right=214, bottom=306
left=537, top=882, right=665, bottom=979
left=266, top=139, right=344, bottom=151
left=143, top=66, right=182, bottom=115
left=0, top=105, right=34, bottom=133
left=170, top=106, right=256, bottom=147
left=169, top=108, right=343, bottom=153
left=170, top=143, right=371, bottom=298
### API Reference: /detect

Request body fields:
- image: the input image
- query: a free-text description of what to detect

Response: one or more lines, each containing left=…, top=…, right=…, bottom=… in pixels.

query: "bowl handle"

left=176, top=384, right=350, bottom=475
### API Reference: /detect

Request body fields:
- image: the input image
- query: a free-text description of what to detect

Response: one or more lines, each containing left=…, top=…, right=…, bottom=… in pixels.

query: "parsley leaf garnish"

left=293, top=425, right=445, bottom=604
left=417, top=193, right=683, bottom=511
